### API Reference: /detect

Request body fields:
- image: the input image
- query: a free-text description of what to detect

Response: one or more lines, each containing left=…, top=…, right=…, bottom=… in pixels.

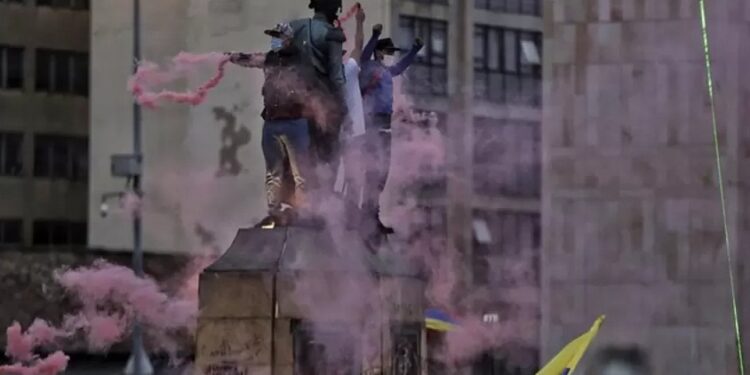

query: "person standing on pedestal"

left=359, top=24, right=423, bottom=240
left=227, top=23, right=317, bottom=227
left=290, top=0, right=348, bottom=197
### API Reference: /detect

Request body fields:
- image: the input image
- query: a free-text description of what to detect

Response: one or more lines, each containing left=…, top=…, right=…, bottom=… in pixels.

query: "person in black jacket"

left=289, top=0, right=348, bottom=194
left=228, top=23, right=318, bottom=227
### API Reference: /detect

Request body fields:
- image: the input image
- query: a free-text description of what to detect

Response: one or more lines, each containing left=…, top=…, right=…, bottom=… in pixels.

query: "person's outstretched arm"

left=360, top=24, right=382, bottom=64
left=227, top=52, right=266, bottom=68
left=351, top=4, right=365, bottom=62
left=389, top=38, right=423, bottom=76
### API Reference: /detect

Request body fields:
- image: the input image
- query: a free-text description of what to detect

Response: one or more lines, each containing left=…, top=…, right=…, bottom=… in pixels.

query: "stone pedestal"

left=195, top=227, right=425, bottom=375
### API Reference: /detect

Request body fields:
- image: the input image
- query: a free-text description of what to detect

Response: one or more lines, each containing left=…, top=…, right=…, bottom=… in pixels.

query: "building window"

left=32, top=220, right=86, bottom=246
left=35, top=49, right=89, bottom=96
left=33, top=135, right=88, bottom=181
left=475, top=0, right=541, bottom=15
left=36, top=0, right=89, bottom=10
left=473, top=118, right=540, bottom=198
left=474, top=25, right=541, bottom=106
left=0, top=219, right=23, bottom=245
left=0, top=45, right=24, bottom=90
left=399, top=16, right=448, bottom=96
left=0, top=132, right=23, bottom=177
left=473, top=211, right=540, bottom=287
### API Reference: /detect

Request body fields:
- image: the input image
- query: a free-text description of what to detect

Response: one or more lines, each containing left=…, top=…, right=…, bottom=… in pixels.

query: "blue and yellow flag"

left=537, top=315, right=605, bottom=375
left=425, top=308, right=456, bottom=332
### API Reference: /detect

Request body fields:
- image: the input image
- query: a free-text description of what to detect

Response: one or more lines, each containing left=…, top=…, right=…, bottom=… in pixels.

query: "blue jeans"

left=262, top=118, right=310, bottom=212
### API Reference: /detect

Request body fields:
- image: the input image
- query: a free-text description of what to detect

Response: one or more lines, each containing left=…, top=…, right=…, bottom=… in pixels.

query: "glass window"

left=0, top=132, right=23, bottom=176
left=36, top=49, right=89, bottom=96
left=1, top=45, right=24, bottom=90
left=0, top=219, right=23, bottom=245
left=34, top=134, right=88, bottom=181
left=399, top=16, right=448, bottom=96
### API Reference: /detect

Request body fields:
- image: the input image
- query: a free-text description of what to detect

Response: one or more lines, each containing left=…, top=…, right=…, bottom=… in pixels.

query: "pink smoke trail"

left=2, top=260, right=201, bottom=374
left=128, top=52, right=230, bottom=109
left=0, top=351, right=69, bottom=375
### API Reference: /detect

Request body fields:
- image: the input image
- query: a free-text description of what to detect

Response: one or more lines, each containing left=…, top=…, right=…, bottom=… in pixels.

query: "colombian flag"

left=537, top=315, right=605, bottom=375
left=425, top=308, right=456, bottom=332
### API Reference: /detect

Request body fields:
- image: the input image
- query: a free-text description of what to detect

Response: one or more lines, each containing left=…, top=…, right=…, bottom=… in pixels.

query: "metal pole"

left=131, top=0, right=147, bottom=373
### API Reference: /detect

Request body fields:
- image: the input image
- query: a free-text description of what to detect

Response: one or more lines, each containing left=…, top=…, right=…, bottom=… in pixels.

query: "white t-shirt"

left=343, top=58, right=366, bottom=138
left=335, top=58, right=367, bottom=195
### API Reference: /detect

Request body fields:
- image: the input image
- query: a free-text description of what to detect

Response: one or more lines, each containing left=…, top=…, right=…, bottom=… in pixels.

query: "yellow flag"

left=537, top=315, right=606, bottom=375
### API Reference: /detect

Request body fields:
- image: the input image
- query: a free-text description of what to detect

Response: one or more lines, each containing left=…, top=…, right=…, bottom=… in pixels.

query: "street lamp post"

left=124, top=0, right=151, bottom=373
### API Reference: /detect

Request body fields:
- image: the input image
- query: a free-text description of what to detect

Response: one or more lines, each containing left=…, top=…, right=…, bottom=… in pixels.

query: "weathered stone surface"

left=543, top=0, right=749, bottom=372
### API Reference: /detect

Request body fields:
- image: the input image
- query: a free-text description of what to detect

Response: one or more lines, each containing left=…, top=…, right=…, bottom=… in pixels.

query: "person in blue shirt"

left=359, top=24, right=423, bottom=241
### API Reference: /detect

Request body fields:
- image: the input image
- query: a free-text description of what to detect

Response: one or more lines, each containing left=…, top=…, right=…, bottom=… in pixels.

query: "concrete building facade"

left=0, top=0, right=89, bottom=250
left=542, top=0, right=750, bottom=373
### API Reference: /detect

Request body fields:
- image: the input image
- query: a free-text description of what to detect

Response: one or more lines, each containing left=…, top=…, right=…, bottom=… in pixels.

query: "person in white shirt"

left=334, top=4, right=369, bottom=228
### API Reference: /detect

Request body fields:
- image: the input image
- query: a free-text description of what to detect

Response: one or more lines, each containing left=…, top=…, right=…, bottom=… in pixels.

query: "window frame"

left=473, top=117, right=541, bottom=198
left=32, top=219, right=87, bottom=246
left=473, top=25, right=542, bottom=105
left=399, top=16, right=449, bottom=96
left=36, top=0, right=89, bottom=10
left=474, top=0, right=541, bottom=16
left=0, top=132, right=24, bottom=177
left=0, top=219, right=23, bottom=245
left=0, top=45, right=25, bottom=90
left=35, top=48, right=89, bottom=96
left=33, top=134, right=89, bottom=181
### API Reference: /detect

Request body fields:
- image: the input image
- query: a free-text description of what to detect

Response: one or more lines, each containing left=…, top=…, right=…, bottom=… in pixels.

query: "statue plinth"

left=195, top=226, right=425, bottom=375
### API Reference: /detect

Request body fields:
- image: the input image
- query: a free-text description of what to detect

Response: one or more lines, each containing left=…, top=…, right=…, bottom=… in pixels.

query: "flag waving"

left=537, top=315, right=606, bottom=375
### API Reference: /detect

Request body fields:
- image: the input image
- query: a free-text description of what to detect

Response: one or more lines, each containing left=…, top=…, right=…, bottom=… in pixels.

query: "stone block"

left=546, top=283, right=585, bottom=325
left=648, top=327, right=698, bottom=374
left=380, top=277, right=426, bottom=322
left=551, top=26, right=577, bottom=65
left=196, top=318, right=272, bottom=366
left=199, top=272, right=272, bottom=318
left=688, top=284, right=730, bottom=326
left=277, top=272, right=379, bottom=322
left=585, top=284, right=646, bottom=324
left=274, top=318, right=294, bottom=366
left=196, top=363, right=271, bottom=375
left=644, top=283, right=691, bottom=325
left=563, top=0, right=587, bottom=23
left=597, top=0, right=611, bottom=21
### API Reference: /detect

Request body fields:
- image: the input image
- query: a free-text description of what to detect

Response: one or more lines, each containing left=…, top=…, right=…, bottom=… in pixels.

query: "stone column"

left=542, top=0, right=748, bottom=373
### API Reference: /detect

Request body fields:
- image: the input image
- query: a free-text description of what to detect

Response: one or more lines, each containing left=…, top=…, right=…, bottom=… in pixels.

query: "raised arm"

left=350, top=4, right=365, bottom=62
left=227, top=52, right=266, bottom=68
left=360, top=24, right=382, bottom=64
left=389, top=38, right=423, bottom=77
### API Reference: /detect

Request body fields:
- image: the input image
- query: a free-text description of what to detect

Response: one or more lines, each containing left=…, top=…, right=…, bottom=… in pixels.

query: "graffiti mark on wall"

left=204, top=361, right=248, bottom=375
left=213, top=106, right=250, bottom=177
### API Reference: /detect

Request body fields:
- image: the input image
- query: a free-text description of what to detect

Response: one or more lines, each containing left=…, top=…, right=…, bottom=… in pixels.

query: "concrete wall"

left=0, top=2, right=90, bottom=245
left=89, top=0, right=392, bottom=254
left=541, top=0, right=747, bottom=373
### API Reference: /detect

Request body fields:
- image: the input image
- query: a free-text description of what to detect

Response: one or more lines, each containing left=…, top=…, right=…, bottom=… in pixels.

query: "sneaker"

left=255, top=215, right=277, bottom=229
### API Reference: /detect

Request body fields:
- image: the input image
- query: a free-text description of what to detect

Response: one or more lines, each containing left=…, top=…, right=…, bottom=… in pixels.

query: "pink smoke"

left=129, top=52, right=230, bottom=108
left=0, top=351, right=69, bottom=375
left=1, top=260, right=203, bottom=374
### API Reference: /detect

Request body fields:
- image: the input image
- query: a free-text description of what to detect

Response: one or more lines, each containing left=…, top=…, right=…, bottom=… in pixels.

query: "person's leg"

left=373, top=114, right=394, bottom=234
left=261, top=121, right=286, bottom=222
left=280, top=118, right=311, bottom=203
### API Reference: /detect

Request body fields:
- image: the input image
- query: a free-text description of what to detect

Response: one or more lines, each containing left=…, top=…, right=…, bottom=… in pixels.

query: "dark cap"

left=375, top=38, right=405, bottom=54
